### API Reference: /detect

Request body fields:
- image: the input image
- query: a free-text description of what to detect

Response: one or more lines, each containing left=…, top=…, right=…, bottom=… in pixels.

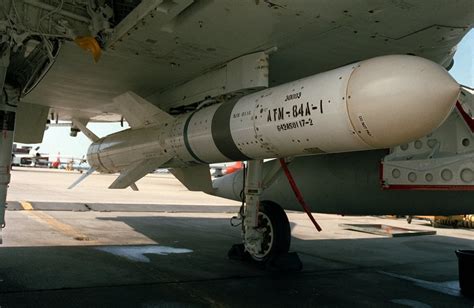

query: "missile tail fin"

left=170, top=165, right=214, bottom=194
left=109, top=157, right=169, bottom=189
left=130, top=183, right=139, bottom=191
left=113, top=91, right=174, bottom=129
left=68, top=167, right=96, bottom=189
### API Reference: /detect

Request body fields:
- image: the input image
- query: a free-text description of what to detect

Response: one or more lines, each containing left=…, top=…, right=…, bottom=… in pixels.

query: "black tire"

left=247, top=201, right=291, bottom=263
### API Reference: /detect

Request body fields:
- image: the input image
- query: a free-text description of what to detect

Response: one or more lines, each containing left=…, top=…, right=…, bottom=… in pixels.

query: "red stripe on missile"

left=383, top=184, right=474, bottom=191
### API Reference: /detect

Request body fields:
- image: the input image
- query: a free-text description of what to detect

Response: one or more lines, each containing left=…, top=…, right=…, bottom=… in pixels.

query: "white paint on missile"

left=87, top=55, right=459, bottom=175
left=211, top=99, right=251, bottom=161
left=187, top=103, right=232, bottom=163
left=182, top=111, right=208, bottom=164
left=346, top=55, right=460, bottom=148
left=96, top=245, right=193, bottom=263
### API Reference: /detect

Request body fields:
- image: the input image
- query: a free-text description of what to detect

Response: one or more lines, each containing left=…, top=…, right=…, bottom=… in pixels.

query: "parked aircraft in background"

left=210, top=162, right=244, bottom=177
left=11, top=145, right=49, bottom=167
left=11, top=146, right=89, bottom=171
left=0, top=1, right=472, bottom=264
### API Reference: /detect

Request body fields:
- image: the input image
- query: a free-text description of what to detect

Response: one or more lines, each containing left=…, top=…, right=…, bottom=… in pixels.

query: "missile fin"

left=68, top=167, right=96, bottom=189
left=130, top=183, right=139, bottom=191
left=170, top=165, right=214, bottom=194
left=113, top=91, right=174, bottom=129
left=109, top=157, right=169, bottom=189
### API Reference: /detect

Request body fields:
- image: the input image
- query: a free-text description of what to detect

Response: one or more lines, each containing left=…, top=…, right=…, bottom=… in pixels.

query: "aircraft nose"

left=346, top=55, right=460, bottom=148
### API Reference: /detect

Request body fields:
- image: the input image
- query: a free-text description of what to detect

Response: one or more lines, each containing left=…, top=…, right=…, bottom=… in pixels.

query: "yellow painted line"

left=20, top=201, right=34, bottom=211
left=20, top=202, right=91, bottom=241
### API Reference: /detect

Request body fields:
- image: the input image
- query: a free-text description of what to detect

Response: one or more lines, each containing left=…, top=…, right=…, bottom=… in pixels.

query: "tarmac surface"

left=0, top=167, right=473, bottom=307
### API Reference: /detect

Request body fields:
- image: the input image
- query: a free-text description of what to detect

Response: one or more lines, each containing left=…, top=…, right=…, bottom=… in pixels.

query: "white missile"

left=84, top=55, right=460, bottom=189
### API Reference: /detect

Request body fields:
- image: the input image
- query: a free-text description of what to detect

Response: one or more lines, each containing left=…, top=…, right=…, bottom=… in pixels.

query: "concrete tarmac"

left=0, top=167, right=473, bottom=307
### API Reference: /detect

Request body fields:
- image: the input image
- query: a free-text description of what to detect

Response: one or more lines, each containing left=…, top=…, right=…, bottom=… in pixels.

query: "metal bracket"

left=382, top=88, right=474, bottom=190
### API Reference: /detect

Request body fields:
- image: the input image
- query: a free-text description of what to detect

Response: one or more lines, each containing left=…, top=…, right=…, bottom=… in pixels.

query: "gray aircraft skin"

left=0, top=0, right=473, bottom=261
left=6, top=1, right=473, bottom=123
left=212, top=151, right=474, bottom=216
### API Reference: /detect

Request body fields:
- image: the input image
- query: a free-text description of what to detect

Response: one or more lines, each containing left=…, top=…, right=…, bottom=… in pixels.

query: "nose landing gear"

left=245, top=201, right=291, bottom=262
left=228, top=160, right=301, bottom=271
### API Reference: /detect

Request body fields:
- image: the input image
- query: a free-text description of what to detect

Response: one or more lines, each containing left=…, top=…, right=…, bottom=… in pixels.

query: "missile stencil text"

left=266, top=102, right=313, bottom=122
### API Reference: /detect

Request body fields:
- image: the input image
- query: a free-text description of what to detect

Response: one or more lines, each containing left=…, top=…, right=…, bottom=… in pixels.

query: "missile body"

left=88, top=55, right=460, bottom=173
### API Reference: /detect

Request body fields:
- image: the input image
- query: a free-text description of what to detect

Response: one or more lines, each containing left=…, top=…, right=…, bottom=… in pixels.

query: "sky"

left=450, top=29, right=473, bottom=87
left=17, top=30, right=474, bottom=158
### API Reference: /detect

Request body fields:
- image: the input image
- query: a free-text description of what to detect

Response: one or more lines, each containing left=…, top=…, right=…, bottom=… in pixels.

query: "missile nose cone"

left=347, top=55, right=460, bottom=148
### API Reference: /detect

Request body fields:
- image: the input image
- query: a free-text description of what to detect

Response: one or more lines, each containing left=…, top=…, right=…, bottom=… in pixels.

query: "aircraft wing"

left=1, top=1, right=474, bottom=264
left=17, top=1, right=473, bottom=118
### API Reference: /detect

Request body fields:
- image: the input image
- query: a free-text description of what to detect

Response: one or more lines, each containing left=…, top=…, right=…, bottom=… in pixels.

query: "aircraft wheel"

left=246, top=201, right=291, bottom=263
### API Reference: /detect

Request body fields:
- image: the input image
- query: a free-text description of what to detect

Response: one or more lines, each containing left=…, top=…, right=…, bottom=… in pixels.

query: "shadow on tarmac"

left=0, top=215, right=473, bottom=307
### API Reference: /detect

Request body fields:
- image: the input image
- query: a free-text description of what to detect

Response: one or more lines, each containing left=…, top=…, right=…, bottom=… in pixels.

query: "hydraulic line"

left=279, top=158, right=322, bottom=232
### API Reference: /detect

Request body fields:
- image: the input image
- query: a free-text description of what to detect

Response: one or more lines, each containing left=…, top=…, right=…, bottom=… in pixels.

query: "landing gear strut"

left=0, top=46, right=15, bottom=232
left=229, top=160, right=301, bottom=271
